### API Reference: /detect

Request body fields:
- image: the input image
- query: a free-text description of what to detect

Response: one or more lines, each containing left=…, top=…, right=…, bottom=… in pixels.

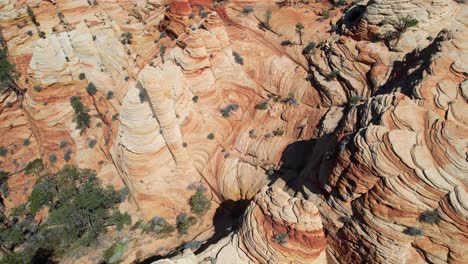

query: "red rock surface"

left=0, top=0, right=466, bottom=263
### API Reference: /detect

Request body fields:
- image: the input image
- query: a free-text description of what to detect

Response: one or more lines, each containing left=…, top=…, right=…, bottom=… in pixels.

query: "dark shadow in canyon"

left=377, top=30, right=447, bottom=96
left=194, top=199, right=250, bottom=254
left=138, top=199, right=250, bottom=264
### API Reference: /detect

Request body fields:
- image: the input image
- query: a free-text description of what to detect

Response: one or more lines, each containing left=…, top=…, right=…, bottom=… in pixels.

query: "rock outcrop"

left=153, top=186, right=327, bottom=264
left=0, top=0, right=466, bottom=263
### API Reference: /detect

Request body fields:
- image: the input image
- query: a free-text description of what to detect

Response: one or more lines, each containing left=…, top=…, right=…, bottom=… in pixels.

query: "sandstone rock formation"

left=153, top=186, right=327, bottom=264
left=0, top=0, right=466, bottom=263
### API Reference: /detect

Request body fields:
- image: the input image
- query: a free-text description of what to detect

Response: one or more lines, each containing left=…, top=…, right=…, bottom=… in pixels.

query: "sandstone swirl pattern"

left=0, top=0, right=466, bottom=263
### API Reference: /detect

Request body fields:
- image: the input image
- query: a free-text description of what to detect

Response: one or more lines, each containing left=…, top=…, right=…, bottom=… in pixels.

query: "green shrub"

left=392, top=17, right=419, bottom=33
left=64, top=150, right=72, bottom=162
left=1, top=165, right=130, bottom=262
left=120, top=32, right=133, bottom=45
left=232, top=52, right=244, bottom=65
left=418, top=210, right=441, bottom=225
left=70, top=96, right=90, bottom=133
left=264, top=9, right=272, bottom=29
left=220, top=103, right=239, bottom=118
left=403, top=227, right=423, bottom=236
left=207, top=133, right=215, bottom=140
left=302, top=42, right=316, bottom=55
left=106, top=91, right=114, bottom=99
left=33, top=85, right=42, bottom=92
left=0, top=147, right=7, bottom=157
left=103, top=241, right=128, bottom=264
left=192, top=95, right=199, bottom=103
left=138, top=88, right=148, bottom=103
left=189, top=189, right=211, bottom=216
left=143, top=217, right=175, bottom=237
left=326, top=70, right=339, bottom=81
left=255, top=101, right=268, bottom=110
left=295, top=22, right=304, bottom=45
left=176, top=213, right=197, bottom=235
left=60, top=140, right=68, bottom=149
left=78, top=72, right=86, bottom=80
left=335, top=0, right=347, bottom=6
left=24, top=159, right=44, bottom=175
left=0, top=37, right=14, bottom=94
left=86, top=82, right=97, bottom=95
left=242, top=6, right=254, bottom=14
left=30, top=165, right=130, bottom=244
left=0, top=170, right=9, bottom=197
left=273, top=128, right=284, bottom=136
left=22, top=138, right=30, bottom=146
left=349, top=95, right=361, bottom=106
left=48, top=154, right=57, bottom=163
left=88, top=139, right=97, bottom=148
left=272, top=233, right=288, bottom=244
left=321, top=9, right=330, bottom=19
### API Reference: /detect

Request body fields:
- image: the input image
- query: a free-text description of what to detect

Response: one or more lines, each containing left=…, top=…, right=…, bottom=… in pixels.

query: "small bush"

left=403, top=227, right=423, bottom=236
left=106, top=91, right=114, bottom=99
left=86, top=82, right=97, bottom=95
left=0, top=147, right=7, bottom=157
left=220, top=103, right=239, bottom=118
left=282, top=93, right=297, bottom=105
left=33, top=85, right=42, bottom=92
left=272, top=233, right=288, bottom=244
left=189, top=188, right=211, bottom=216
left=22, top=138, right=30, bottom=146
left=143, top=217, right=175, bottom=237
left=139, top=88, right=148, bottom=103
left=112, top=113, right=119, bottom=121
left=207, top=133, right=215, bottom=140
left=248, top=129, right=256, bottom=138
left=176, top=213, right=197, bottom=235
left=192, top=95, right=199, bottom=103
left=232, top=52, right=244, bottom=65
left=302, top=42, right=316, bottom=55
left=78, top=72, right=86, bottom=80
left=242, top=6, right=254, bottom=14
left=88, top=139, right=97, bottom=148
left=326, top=70, right=339, bottom=81
left=321, top=9, right=330, bottom=19
left=349, top=95, right=361, bottom=106
left=48, top=154, right=57, bottom=163
left=121, top=32, right=133, bottom=45
left=103, top=241, right=128, bottom=264
left=418, top=210, right=441, bottom=225
left=273, top=128, right=284, bottom=136
left=335, top=0, right=347, bottom=6
left=255, top=101, right=268, bottom=110
left=24, top=159, right=44, bottom=175
left=392, top=17, right=419, bottom=33
left=60, top=140, right=68, bottom=149
left=64, top=150, right=72, bottom=162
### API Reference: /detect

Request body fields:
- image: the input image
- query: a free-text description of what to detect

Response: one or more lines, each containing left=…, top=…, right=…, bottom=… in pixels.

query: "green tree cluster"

left=0, top=165, right=130, bottom=263
left=70, top=96, right=91, bottom=133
